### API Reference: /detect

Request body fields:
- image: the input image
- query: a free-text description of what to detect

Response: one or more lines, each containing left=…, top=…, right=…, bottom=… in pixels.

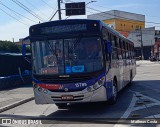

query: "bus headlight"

left=87, top=87, right=93, bottom=92
left=43, top=89, right=48, bottom=94
left=38, top=87, right=42, bottom=92
left=93, top=83, right=99, bottom=90
left=87, top=76, right=105, bottom=92
left=33, top=83, right=38, bottom=88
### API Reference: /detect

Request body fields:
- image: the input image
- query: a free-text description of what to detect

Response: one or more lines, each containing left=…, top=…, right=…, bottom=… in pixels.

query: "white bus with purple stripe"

left=27, top=19, right=136, bottom=109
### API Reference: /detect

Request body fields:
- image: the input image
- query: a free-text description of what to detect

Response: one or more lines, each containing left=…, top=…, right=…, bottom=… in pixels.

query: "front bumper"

left=34, top=85, right=107, bottom=104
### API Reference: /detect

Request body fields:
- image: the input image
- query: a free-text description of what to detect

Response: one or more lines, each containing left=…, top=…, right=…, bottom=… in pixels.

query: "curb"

left=0, top=97, right=34, bottom=113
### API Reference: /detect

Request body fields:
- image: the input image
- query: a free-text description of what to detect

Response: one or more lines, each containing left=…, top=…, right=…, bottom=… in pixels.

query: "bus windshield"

left=32, top=36, right=104, bottom=75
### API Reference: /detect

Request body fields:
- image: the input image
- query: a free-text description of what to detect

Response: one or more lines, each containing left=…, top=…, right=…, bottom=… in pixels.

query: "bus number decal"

left=75, top=83, right=87, bottom=88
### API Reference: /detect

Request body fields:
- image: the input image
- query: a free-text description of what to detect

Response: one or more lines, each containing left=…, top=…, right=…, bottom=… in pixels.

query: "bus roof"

left=30, top=19, right=134, bottom=45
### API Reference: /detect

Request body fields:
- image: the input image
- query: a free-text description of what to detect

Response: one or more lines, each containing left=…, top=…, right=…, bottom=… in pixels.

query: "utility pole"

left=12, top=38, right=14, bottom=43
left=136, top=28, right=144, bottom=60
left=58, top=0, right=62, bottom=20
left=140, top=28, right=144, bottom=60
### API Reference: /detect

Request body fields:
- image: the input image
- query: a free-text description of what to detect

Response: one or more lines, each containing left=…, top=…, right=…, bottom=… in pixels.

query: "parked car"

left=150, top=56, right=157, bottom=61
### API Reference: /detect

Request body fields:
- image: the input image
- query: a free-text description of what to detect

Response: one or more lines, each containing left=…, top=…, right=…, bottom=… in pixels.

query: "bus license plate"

left=61, top=95, right=74, bottom=100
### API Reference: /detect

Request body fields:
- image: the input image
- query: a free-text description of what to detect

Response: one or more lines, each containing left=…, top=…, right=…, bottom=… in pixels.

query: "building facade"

left=154, top=30, right=160, bottom=60
left=127, top=27, right=155, bottom=60
left=87, top=10, right=145, bottom=37
left=87, top=10, right=157, bottom=60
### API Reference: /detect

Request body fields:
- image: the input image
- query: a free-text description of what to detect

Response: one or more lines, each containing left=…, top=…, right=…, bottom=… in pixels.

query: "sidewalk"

left=136, top=60, right=160, bottom=66
left=0, top=84, right=34, bottom=113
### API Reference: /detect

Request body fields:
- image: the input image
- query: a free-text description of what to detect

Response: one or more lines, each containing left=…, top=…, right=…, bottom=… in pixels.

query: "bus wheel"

left=55, top=103, right=68, bottom=109
left=108, top=80, right=118, bottom=105
left=128, top=71, right=132, bottom=86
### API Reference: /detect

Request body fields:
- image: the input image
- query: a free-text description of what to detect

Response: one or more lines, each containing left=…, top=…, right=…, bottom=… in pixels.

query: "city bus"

left=28, top=19, right=136, bottom=109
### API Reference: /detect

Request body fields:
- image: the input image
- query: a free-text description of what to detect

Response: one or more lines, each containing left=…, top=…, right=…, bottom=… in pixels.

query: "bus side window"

left=111, top=35, right=115, bottom=47
left=125, top=42, right=128, bottom=59
left=131, top=45, right=134, bottom=59
left=102, top=27, right=110, bottom=61
left=118, top=39, right=123, bottom=60
left=129, top=44, right=131, bottom=59
left=122, top=41, right=126, bottom=59
left=102, top=28, right=109, bottom=42
left=126, top=42, right=130, bottom=59
left=111, top=35, right=118, bottom=60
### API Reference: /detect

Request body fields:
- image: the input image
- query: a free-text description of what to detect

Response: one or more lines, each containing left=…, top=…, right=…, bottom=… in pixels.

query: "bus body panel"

left=34, top=85, right=107, bottom=104
left=29, top=19, right=136, bottom=105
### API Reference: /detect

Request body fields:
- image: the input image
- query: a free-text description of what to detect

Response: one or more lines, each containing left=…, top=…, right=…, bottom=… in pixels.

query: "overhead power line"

left=0, top=8, right=29, bottom=26
left=11, top=0, right=45, bottom=22
left=87, top=7, right=160, bottom=25
left=25, top=0, right=48, bottom=19
left=0, top=1, right=37, bottom=23
left=40, top=0, right=55, bottom=9
left=48, top=6, right=58, bottom=21
left=90, top=3, right=160, bottom=20
left=67, top=0, right=160, bottom=27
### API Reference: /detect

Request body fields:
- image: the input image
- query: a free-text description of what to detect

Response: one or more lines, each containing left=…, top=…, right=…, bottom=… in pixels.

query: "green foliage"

left=0, top=40, right=30, bottom=53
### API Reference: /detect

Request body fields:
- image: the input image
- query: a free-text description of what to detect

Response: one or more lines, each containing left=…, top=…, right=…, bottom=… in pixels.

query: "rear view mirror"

left=22, top=44, right=26, bottom=57
left=22, top=44, right=31, bottom=63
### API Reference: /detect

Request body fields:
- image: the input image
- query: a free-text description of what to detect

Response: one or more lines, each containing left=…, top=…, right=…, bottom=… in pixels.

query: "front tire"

left=128, top=71, right=133, bottom=86
left=108, top=79, right=118, bottom=105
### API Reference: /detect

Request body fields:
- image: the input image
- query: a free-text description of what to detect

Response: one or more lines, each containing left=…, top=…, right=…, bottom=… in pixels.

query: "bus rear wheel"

left=128, top=71, right=133, bottom=86
left=55, top=103, right=68, bottom=109
left=108, top=79, right=118, bottom=105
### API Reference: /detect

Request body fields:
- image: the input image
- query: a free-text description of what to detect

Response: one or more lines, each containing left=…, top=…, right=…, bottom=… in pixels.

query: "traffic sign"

left=65, top=2, right=86, bottom=16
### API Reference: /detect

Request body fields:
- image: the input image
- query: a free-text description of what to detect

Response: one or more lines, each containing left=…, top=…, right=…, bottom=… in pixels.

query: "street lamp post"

left=86, top=0, right=96, bottom=6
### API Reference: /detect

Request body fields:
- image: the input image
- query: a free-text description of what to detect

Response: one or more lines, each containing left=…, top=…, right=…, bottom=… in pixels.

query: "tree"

left=0, top=40, right=30, bottom=53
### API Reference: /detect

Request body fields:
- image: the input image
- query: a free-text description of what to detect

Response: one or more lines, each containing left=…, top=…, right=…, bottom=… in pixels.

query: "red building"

left=154, top=30, right=160, bottom=60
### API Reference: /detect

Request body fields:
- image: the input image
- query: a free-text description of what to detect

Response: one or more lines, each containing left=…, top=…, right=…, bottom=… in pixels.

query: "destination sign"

left=41, top=24, right=87, bottom=34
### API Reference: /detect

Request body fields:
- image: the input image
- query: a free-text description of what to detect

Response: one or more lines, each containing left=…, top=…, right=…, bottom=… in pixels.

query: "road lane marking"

left=120, top=95, right=138, bottom=118
left=114, top=90, right=160, bottom=126
left=114, top=95, right=138, bottom=127
left=133, top=103, right=160, bottom=111
left=145, top=114, right=160, bottom=118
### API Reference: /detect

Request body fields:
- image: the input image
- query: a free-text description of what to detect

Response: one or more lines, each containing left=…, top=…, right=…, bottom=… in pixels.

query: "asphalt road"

left=0, top=61, right=160, bottom=127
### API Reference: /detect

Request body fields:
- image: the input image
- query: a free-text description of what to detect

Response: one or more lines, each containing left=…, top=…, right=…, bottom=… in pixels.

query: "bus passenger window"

left=118, top=39, right=123, bottom=60
left=102, top=28, right=109, bottom=41
left=111, top=35, right=116, bottom=47
left=112, top=36, right=118, bottom=60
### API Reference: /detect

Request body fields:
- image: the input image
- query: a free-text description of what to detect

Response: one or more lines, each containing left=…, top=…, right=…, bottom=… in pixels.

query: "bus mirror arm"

left=22, top=44, right=31, bottom=63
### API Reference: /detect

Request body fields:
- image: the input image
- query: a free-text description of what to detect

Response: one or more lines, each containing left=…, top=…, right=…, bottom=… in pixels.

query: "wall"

left=128, top=27, right=155, bottom=47
left=0, top=54, right=31, bottom=76
left=115, top=18, right=145, bottom=32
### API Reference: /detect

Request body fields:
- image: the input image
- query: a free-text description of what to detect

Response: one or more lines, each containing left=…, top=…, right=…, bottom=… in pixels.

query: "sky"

left=0, top=0, right=160, bottom=42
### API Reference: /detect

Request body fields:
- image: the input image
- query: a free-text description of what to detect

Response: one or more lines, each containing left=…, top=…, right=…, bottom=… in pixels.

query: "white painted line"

left=114, top=95, right=137, bottom=127
left=145, top=114, right=160, bottom=118
left=0, top=97, right=34, bottom=113
left=114, top=124, right=131, bottom=127
left=136, top=93, right=160, bottom=103
left=120, top=95, right=138, bottom=118
left=133, top=103, right=160, bottom=111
